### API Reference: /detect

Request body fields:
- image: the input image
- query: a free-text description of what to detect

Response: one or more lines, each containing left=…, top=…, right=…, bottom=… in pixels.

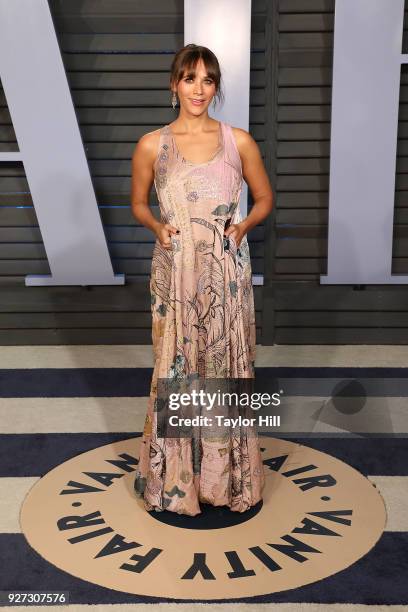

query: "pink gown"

left=134, top=120, right=265, bottom=515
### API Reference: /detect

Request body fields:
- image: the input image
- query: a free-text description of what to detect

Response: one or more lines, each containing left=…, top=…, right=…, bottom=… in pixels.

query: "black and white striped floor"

left=0, top=345, right=407, bottom=610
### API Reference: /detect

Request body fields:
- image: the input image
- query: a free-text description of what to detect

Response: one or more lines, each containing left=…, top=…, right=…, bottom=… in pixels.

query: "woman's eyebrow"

left=185, top=73, right=212, bottom=79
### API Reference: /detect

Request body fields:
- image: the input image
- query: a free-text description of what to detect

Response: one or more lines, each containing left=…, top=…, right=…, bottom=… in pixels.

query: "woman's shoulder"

left=229, top=124, right=251, bottom=141
left=133, top=127, right=163, bottom=164
left=138, top=126, right=162, bottom=147
left=228, top=125, right=253, bottom=157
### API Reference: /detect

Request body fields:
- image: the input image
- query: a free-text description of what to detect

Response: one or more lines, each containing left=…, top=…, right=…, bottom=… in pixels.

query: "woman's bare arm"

left=224, top=127, right=274, bottom=247
left=131, top=130, right=179, bottom=248
left=131, top=130, right=162, bottom=234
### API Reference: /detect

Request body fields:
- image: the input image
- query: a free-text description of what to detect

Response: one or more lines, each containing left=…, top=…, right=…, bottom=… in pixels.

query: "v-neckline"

left=167, top=121, right=223, bottom=166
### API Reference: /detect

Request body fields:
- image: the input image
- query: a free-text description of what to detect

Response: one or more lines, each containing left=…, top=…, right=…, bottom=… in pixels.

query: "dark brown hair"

left=169, top=44, right=224, bottom=108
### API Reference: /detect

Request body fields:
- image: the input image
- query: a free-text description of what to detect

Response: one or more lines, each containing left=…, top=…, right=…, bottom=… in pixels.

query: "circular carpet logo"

left=20, top=437, right=386, bottom=600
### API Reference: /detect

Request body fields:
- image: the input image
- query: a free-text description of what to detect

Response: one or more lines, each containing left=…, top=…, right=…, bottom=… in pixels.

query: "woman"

left=131, top=43, right=273, bottom=516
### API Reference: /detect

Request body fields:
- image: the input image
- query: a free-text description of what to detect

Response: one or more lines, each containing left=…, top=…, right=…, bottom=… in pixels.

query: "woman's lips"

left=190, top=99, right=204, bottom=106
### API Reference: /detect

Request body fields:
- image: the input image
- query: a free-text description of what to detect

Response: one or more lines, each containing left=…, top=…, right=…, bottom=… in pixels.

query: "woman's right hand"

left=155, top=222, right=180, bottom=249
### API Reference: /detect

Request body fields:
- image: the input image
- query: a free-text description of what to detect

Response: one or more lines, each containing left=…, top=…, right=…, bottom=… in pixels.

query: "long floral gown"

left=134, top=120, right=265, bottom=515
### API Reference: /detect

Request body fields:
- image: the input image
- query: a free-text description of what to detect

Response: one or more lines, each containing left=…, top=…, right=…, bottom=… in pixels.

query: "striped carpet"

left=0, top=345, right=407, bottom=610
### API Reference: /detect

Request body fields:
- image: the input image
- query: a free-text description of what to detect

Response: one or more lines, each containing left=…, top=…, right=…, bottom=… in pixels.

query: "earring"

left=171, top=92, right=177, bottom=109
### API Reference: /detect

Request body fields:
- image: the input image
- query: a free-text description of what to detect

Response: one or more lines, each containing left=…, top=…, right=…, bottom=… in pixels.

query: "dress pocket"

left=223, top=217, right=232, bottom=251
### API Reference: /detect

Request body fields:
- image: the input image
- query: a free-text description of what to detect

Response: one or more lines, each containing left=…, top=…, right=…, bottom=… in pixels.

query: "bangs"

left=175, top=48, right=220, bottom=86
left=182, top=66, right=216, bottom=81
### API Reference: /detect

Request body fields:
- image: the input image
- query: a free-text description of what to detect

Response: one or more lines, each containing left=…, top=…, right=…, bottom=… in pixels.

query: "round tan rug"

left=20, top=436, right=387, bottom=599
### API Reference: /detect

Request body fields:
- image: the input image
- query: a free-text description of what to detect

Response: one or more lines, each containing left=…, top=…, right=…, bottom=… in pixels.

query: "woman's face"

left=173, top=58, right=217, bottom=115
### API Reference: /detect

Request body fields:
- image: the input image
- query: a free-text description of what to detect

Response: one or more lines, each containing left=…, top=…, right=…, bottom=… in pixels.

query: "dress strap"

left=222, top=122, right=243, bottom=175
left=154, top=126, right=173, bottom=190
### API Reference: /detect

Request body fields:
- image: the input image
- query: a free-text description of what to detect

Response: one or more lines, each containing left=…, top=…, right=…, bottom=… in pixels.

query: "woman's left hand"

left=224, top=221, right=247, bottom=249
